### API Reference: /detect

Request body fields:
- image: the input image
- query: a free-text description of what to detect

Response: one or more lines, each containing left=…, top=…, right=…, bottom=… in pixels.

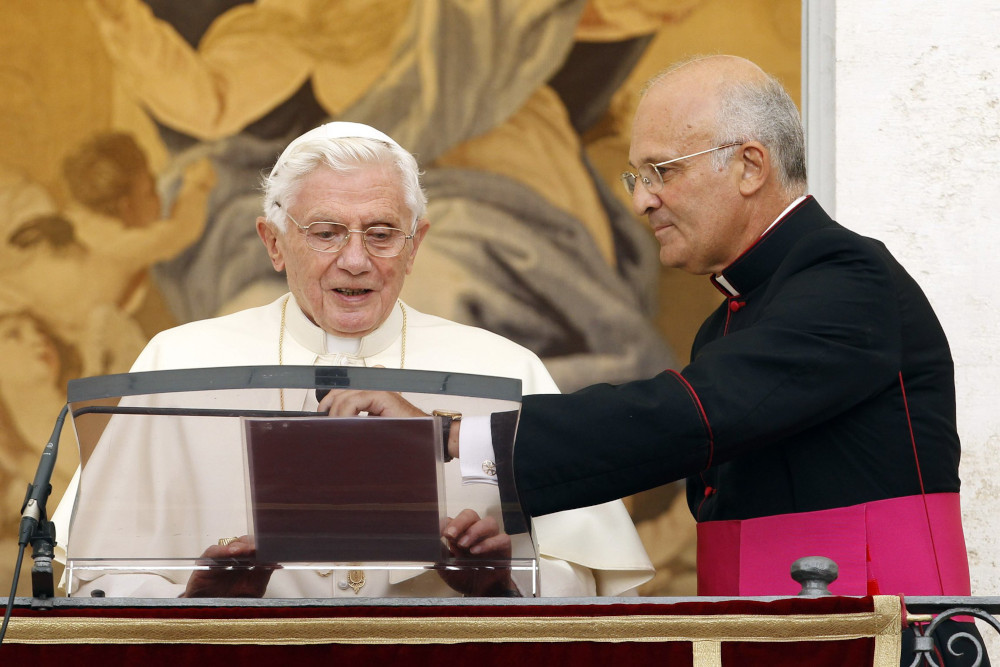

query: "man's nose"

left=334, top=232, right=372, bottom=273
left=631, top=182, right=661, bottom=218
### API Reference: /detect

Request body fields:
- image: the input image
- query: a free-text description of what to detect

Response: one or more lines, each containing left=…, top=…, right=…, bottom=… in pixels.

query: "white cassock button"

left=482, top=460, right=497, bottom=476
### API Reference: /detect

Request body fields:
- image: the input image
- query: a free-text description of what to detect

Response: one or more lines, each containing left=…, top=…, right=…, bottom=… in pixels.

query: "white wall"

left=829, top=0, right=1000, bottom=602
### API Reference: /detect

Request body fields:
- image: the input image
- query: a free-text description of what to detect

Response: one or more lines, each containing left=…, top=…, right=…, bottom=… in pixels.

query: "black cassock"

left=514, top=196, right=960, bottom=522
left=512, top=196, right=981, bottom=665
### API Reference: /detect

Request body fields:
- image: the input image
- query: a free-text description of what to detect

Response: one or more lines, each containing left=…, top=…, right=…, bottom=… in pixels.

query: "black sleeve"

left=514, top=371, right=711, bottom=517
left=513, top=230, right=908, bottom=518
left=490, top=410, right=529, bottom=534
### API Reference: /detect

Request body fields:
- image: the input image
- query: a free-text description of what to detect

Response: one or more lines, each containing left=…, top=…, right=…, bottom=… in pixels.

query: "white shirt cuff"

left=458, top=415, right=498, bottom=485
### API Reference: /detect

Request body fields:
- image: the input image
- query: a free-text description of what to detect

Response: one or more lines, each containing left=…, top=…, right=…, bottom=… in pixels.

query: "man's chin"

left=658, top=248, right=686, bottom=270
left=324, top=324, right=373, bottom=338
left=317, top=313, right=382, bottom=338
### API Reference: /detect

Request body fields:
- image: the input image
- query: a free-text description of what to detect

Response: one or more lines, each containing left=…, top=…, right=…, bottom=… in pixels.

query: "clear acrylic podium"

left=61, top=366, right=537, bottom=599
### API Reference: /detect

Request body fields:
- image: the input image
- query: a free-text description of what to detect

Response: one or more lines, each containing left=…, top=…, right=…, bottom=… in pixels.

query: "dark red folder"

left=243, top=416, right=447, bottom=563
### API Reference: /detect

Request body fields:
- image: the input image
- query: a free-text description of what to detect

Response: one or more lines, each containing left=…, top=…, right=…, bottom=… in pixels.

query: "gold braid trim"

left=691, top=640, right=723, bottom=667
left=7, top=597, right=900, bottom=659
left=871, top=595, right=903, bottom=667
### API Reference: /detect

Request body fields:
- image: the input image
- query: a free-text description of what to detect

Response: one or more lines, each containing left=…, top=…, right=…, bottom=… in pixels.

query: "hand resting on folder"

left=181, top=535, right=276, bottom=598
left=440, top=508, right=515, bottom=597
left=318, top=389, right=462, bottom=459
left=179, top=513, right=515, bottom=597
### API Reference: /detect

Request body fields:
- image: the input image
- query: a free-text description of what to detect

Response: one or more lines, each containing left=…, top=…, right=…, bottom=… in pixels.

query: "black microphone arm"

left=16, top=404, right=68, bottom=601
left=18, top=404, right=68, bottom=548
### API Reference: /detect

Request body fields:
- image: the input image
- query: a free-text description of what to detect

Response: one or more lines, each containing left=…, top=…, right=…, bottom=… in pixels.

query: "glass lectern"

left=62, top=366, right=537, bottom=598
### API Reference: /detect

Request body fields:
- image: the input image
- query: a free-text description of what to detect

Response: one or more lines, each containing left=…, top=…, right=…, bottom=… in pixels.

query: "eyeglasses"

left=621, top=142, right=743, bottom=195
left=279, top=205, right=414, bottom=257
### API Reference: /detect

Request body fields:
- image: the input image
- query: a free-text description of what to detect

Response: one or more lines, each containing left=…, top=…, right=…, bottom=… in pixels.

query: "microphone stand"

left=18, top=404, right=68, bottom=605
left=2, top=400, right=312, bottom=643
left=0, top=405, right=66, bottom=644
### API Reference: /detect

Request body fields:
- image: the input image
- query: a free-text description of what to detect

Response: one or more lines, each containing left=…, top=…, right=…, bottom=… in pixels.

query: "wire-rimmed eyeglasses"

left=278, top=205, right=414, bottom=257
left=620, top=142, right=743, bottom=196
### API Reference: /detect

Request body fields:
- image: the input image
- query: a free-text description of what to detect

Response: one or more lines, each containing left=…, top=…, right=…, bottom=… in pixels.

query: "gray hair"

left=643, top=58, right=807, bottom=197
left=262, top=137, right=427, bottom=233
left=711, top=74, right=807, bottom=197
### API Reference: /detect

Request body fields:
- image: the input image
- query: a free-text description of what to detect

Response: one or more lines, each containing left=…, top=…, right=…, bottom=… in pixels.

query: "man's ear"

left=257, top=217, right=285, bottom=272
left=737, top=141, right=770, bottom=197
left=404, top=218, right=431, bottom=275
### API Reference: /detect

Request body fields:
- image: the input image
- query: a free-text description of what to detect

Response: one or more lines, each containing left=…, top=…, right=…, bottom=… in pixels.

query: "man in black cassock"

left=509, top=55, right=981, bottom=666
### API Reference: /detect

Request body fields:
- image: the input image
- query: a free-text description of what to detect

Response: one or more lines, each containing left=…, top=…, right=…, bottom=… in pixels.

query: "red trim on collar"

left=710, top=274, right=739, bottom=298
left=711, top=195, right=813, bottom=295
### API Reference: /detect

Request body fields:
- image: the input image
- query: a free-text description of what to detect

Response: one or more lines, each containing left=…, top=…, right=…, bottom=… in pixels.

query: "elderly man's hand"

left=317, top=390, right=463, bottom=459
left=181, top=535, right=277, bottom=598
left=438, top=509, right=517, bottom=597
left=318, top=389, right=426, bottom=418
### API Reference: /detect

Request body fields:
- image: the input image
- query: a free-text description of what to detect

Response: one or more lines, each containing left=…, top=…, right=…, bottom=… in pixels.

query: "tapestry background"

left=0, top=0, right=800, bottom=596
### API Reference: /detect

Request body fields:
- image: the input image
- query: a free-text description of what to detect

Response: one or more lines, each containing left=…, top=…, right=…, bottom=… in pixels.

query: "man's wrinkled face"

left=257, top=164, right=428, bottom=337
left=627, top=78, right=746, bottom=275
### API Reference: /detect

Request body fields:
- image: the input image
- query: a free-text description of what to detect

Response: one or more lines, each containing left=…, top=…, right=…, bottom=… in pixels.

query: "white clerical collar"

left=712, top=196, right=809, bottom=297
left=283, top=294, right=403, bottom=358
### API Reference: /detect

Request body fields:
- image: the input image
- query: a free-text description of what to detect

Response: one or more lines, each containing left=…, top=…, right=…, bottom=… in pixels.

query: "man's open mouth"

left=335, top=288, right=372, bottom=296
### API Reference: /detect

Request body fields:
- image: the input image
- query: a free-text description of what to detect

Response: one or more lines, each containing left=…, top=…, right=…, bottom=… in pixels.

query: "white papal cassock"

left=55, top=294, right=653, bottom=598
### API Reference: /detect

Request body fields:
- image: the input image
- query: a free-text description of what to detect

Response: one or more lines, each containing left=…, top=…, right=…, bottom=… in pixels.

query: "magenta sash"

left=697, top=493, right=971, bottom=597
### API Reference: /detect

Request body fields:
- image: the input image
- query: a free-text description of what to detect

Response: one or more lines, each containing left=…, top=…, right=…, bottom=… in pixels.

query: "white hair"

left=261, top=136, right=427, bottom=233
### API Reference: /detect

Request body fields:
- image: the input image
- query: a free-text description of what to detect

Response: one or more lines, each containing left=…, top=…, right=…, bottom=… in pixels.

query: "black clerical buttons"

left=432, top=410, right=462, bottom=462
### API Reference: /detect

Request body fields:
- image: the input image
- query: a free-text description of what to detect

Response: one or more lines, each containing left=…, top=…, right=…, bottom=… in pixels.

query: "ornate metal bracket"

left=789, top=557, right=1000, bottom=665
left=906, top=607, right=1000, bottom=667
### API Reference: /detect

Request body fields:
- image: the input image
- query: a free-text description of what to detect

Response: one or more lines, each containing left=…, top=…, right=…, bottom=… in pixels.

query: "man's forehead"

left=294, top=165, right=408, bottom=218
left=629, top=81, right=717, bottom=164
left=299, top=164, right=399, bottom=197
left=628, top=118, right=710, bottom=167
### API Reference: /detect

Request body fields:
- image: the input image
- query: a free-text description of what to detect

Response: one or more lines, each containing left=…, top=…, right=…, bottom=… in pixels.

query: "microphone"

left=18, top=405, right=68, bottom=547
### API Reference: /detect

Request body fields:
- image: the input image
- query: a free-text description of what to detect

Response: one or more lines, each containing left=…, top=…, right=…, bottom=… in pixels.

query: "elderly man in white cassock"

left=54, top=122, right=652, bottom=599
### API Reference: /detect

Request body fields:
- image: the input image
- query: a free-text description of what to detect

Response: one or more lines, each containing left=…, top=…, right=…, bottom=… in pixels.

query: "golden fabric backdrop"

left=0, top=0, right=799, bottom=597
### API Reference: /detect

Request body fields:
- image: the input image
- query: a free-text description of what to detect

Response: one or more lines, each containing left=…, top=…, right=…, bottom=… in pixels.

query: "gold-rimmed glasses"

left=279, top=205, right=414, bottom=257
left=621, top=142, right=743, bottom=195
